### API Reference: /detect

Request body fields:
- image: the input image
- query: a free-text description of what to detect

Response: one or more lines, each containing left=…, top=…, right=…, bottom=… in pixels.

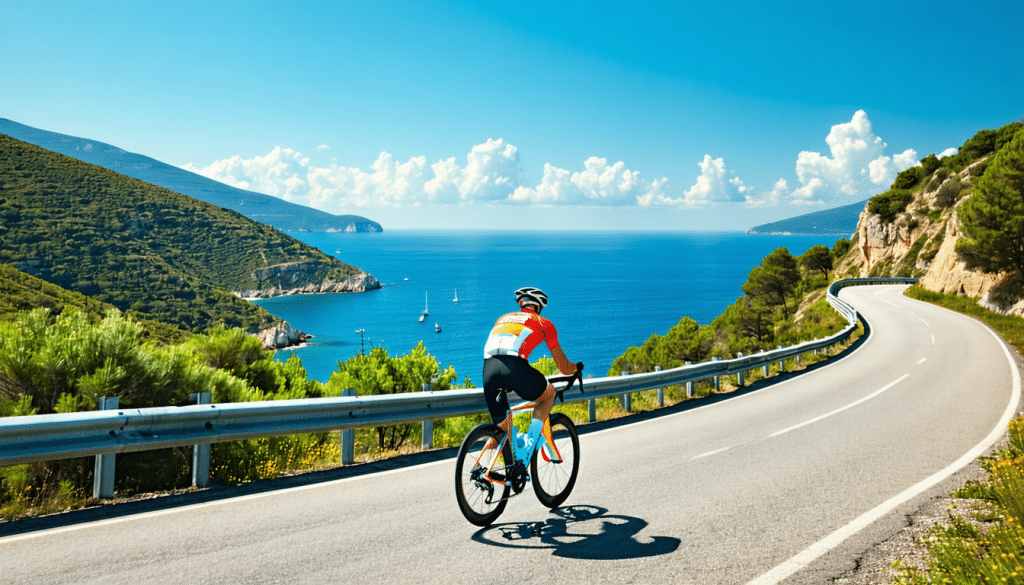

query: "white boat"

left=453, top=288, right=458, bottom=303
left=419, top=292, right=428, bottom=322
left=435, top=322, right=442, bottom=333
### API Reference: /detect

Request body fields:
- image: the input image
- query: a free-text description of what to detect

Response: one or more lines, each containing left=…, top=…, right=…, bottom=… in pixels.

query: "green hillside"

left=0, top=135, right=368, bottom=335
left=0, top=263, right=185, bottom=342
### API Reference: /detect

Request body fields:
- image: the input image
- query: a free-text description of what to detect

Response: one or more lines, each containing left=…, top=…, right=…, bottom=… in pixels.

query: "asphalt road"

left=1, top=285, right=1019, bottom=584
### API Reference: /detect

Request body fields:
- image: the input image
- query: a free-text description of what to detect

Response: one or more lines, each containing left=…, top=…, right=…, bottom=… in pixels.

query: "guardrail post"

left=620, top=371, right=631, bottom=412
left=777, top=346, right=785, bottom=372
left=736, top=353, right=744, bottom=387
left=655, top=366, right=664, bottom=407
left=190, top=392, right=211, bottom=488
left=92, top=396, right=118, bottom=499
left=712, top=357, right=721, bottom=391
left=588, top=397, right=596, bottom=422
left=421, top=383, right=433, bottom=449
left=685, top=361, right=693, bottom=397
left=341, top=389, right=355, bottom=465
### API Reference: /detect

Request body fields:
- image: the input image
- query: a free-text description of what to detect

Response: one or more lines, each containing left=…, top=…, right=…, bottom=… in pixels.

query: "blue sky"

left=2, top=0, right=1021, bottom=230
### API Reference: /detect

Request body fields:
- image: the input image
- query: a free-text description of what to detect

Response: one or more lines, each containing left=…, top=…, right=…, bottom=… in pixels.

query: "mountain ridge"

left=746, top=199, right=866, bottom=236
left=0, top=118, right=382, bottom=233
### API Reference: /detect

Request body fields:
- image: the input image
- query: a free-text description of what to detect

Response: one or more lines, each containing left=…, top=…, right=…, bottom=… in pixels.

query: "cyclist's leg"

left=482, top=357, right=513, bottom=450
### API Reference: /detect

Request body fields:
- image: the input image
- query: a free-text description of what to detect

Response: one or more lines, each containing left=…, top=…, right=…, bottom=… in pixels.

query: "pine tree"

left=956, top=127, right=1024, bottom=281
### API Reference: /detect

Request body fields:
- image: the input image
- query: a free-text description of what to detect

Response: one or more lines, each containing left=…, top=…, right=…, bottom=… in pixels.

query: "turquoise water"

left=254, top=230, right=841, bottom=385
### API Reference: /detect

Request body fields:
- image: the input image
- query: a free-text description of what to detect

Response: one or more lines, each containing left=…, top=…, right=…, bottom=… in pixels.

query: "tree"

left=326, top=342, right=457, bottom=451
left=892, top=166, right=922, bottom=190
left=799, top=245, right=833, bottom=279
left=956, top=127, right=1024, bottom=282
left=742, top=247, right=801, bottom=319
left=921, top=153, right=941, bottom=176
left=831, top=238, right=851, bottom=260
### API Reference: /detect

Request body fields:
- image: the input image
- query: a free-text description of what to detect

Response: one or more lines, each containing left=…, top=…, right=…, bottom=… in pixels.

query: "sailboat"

left=419, top=292, right=428, bottom=322
left=453, top=288, right=458, bottom=303
left=435, top=322, right=442, bottom=333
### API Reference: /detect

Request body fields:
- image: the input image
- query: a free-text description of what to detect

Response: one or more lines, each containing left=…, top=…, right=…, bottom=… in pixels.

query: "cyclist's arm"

left=549, top=344, right=577, bottom=376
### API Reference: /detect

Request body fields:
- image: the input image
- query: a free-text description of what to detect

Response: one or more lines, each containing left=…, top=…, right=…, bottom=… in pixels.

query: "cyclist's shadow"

left=471, top=505, right=680, bottom=560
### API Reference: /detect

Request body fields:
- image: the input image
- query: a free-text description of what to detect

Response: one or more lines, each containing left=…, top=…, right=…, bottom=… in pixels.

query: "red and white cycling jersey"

left=483, top=307, right=560, bottom=360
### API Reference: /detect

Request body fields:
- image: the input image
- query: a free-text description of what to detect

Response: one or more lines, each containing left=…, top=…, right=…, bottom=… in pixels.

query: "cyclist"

left=482, top=287, right=579, bottom=459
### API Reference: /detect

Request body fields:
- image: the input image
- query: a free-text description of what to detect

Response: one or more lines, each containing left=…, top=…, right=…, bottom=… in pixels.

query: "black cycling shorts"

left=482, top=355, right=548, bottom=422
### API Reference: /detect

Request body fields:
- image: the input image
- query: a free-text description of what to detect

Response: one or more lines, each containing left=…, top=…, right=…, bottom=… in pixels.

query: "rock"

left=257, top=321, right=310, bottom=350
left=235, top=268, right=382, bottom=299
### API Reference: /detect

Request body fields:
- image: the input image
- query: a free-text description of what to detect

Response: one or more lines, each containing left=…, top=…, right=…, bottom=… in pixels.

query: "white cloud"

left=746, top=178, right=789, bottom=208
left=637, top=155, right=748, bottom=208
left=939, top=147, right=958, bottom=158
left=512, top=157, right=665, bottom=205
left=182, top=110, right=921, bottom=214
left=184, top=139, right=667, bottom=212
left=788, top=110, right=917, bottom=205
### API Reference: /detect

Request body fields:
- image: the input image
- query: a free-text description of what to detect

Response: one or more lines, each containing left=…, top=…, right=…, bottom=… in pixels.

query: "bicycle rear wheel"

left=455, top=423, right=512, bottom=526
left=531, top=412, right=580, bottom=509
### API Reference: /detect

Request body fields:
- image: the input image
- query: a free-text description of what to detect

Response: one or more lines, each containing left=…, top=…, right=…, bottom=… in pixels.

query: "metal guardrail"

left=0, top=277, right=917, bottom=474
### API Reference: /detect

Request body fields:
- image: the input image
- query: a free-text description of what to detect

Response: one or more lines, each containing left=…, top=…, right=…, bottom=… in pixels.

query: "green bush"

left=934, top=175, right=963, bottom=207
left=868, top=189, right=915, bottom=223
left=892, top=166, right=923, bottom=190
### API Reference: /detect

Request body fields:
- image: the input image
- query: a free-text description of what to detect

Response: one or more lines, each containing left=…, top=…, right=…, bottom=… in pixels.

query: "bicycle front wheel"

left=455, top=423, right=512, bottom=526
left=531, top=412, right=580, bottom=509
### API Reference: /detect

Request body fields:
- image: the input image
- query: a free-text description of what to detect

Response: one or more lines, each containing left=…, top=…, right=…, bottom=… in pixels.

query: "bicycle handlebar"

left=548, top=362, right=585, bottom=403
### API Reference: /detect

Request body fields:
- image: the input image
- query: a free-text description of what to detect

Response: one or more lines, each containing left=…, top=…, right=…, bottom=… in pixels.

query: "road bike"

left=454, top=364, right=584, bottom=526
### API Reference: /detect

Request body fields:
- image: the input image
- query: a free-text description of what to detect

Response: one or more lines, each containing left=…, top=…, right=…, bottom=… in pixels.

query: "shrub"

left=868, top=189, right=915, bottom=223
left=925, top=167, right=951, bottom=192
left=986, top=273, right=1024, bottom=312
left=934, top=174, right=963, bottom=207
left=892, top=166, right=923, bottom=190
left=920, top=153, right=941, bottom=176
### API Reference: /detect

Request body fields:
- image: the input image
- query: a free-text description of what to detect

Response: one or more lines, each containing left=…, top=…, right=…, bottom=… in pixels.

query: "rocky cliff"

left=842, top=158, right=1019, bottom=314
left=237, top=261, right=382, bottom=299
left=239, top=261, right=382, bottom=350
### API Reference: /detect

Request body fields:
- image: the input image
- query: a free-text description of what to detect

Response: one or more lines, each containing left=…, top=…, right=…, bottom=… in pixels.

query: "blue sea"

left=254, top=231, right=843, bottom=386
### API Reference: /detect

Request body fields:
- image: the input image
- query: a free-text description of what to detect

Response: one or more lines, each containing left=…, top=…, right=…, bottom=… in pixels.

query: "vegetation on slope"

left=608, top=240, right=852, bottom=375
left=0, top=135, right=365, bottom=334
left=857, top=121, right=1023, bottom=283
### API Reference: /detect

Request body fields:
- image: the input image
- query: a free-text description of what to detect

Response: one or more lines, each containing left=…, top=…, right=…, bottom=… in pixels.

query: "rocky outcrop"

left=241, top=262, right=382, bottom=349
left=236, top=262, right=382, bottom=299
left=916, top=210, right=1002, bottom=299
left=845, top=160, right=1024, bottom=315
left=256, top=321, right=311, bottom=350
left=856, top=208, right=915, bottom=274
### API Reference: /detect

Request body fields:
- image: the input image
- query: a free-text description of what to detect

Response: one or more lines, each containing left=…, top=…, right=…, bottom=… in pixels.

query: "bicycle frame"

left=476, top=365, right=584, bottom=489
left=474, top=398, right=537, bottom=490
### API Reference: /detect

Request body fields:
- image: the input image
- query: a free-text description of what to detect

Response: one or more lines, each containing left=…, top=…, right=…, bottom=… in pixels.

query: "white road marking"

left=747, top=317, right=1022, bottom=585
left=691, top=447, right=731, bottom=460
left=769, top=374, right=909, bottom=438
left=917, top=358, right=927, bottom=365
left=0, top=458, right=449, bottom=544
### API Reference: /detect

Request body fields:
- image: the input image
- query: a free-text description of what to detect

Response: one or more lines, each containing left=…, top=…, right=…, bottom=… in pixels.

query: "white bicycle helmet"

left=514, top=287, right=548, bottom=310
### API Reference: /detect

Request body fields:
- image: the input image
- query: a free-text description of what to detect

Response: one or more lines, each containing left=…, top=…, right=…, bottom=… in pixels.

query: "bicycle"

left=454, top=364, right=585, bottom=527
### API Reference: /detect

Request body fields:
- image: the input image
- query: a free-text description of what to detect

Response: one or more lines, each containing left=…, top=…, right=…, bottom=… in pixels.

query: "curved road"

left=1, top=285, right=1020, bottom=584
